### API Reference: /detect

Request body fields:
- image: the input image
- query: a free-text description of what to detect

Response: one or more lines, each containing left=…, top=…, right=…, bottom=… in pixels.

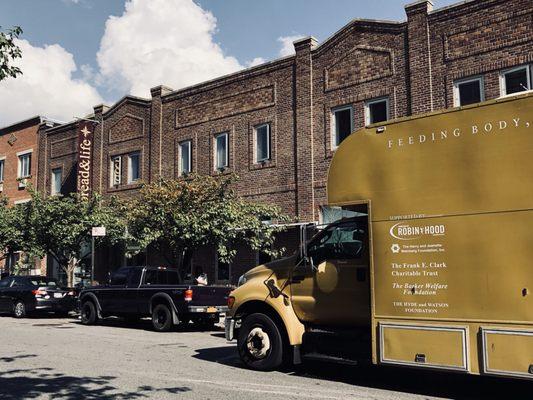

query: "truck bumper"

left=225, top=316, right=235, bottom=341
left=187, top=305, right=229, bottom=314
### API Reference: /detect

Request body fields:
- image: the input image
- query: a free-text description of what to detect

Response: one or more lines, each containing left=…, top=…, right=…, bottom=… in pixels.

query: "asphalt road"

left=0, top=315, right=530, bottom=399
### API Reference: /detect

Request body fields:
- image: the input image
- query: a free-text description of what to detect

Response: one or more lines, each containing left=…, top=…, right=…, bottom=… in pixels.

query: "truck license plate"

left=207, top=307, right=217, bottom=313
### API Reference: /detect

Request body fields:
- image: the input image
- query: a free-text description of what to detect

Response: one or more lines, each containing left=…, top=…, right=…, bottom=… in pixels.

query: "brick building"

left=0, top=116, right=62, bottom=276
left=37, top=0, right=533, bottom=285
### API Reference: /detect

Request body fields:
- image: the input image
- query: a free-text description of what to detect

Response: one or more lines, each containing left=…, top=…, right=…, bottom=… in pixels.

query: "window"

left=500, top=65, right=531, bottom=96
left=332, top=106, right=353, bottom=148
left=143, top=269, right=180, bottom=285
left=0, top=158, right=4, bottom=182
left=307, top=219, right=367, bottom=265
left=214, top=132, right=228, bottom=170
left=255, top=123, right=271, bottom=162
left=128, top=152, right=140, bottom=184
left=110, top=268, right=128, bottom=286
left=365, top=97, right=389, bottom=126
left=453, top=77, right=484, bottom=107
left=216, top=256, right=230, bottom=282
left=110, top=156, right=122, bottom=187
left=51, top=168, right=62, bottom=196
left=17, top=151, right=32, bottom=178
left=179, top=140, right=192, bottom=176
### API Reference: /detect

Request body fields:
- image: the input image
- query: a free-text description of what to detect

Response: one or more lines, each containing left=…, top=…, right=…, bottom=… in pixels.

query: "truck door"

left=290, top=218, right=370, bottom=327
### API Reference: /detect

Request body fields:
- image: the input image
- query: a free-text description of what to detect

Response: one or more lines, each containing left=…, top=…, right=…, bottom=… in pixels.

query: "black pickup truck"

left=79, top=266, right=231, bottom=332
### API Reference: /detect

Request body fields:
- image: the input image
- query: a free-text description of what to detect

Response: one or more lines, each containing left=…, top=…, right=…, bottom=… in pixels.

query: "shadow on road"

left=0, top=356, right=191, bottom=399
left=69, top=317, right=224, bottom=333
left=193, top=346, right=533, bottom=399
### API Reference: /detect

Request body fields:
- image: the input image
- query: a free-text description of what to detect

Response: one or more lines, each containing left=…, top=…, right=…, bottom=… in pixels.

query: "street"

left=0, top=315, right=530, bottom=400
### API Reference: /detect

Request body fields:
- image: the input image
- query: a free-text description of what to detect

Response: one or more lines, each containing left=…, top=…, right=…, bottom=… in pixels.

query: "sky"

left=0, top=0, right=458, bottom=126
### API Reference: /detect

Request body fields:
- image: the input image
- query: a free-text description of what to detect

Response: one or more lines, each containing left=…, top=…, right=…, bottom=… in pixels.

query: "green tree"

left=0, top=197, right=25, bottom=270
left=0, top=26, right=23, bottom=81
left=26, top=191, right=127, bottom=286
left=126, top=175, right=290, bottom=278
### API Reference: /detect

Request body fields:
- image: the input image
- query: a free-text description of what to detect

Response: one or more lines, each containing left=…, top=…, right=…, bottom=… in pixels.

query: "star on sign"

left=81, top=126, right=91, bottom=137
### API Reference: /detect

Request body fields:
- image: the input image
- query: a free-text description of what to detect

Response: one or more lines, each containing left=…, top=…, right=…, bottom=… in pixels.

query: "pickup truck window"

left=110, top=268, right=128, bottom=286
left=144, top=269, right=180, bottom=285
left=127, top=268, right=142, bottom=287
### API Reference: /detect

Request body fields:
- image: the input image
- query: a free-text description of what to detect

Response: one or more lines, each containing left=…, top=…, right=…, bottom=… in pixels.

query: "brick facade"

left=0, top=116, right=63, bottom=276
left=34, top=0, right=532, bottom=284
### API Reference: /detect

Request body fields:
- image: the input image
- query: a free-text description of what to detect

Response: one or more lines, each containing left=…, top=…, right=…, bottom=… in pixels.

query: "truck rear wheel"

left=237, top=313, right=284, bottom=371
left=152, top=304, right=173, bottom=332
left=80, top=301, right=97, bottom=325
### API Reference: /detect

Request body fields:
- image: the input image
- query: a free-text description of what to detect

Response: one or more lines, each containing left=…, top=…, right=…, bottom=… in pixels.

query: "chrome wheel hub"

left=15, top=303, right=24, bottom=316
left=246, top=327, right=271, bottom=359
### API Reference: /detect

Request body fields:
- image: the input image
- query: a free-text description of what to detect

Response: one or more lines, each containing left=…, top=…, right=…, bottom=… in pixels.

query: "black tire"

left=237, top=313, right=284, bottom=371
left=13, top=300, right=26, bottom=318
left=152, top=304, right=173, bottom=332
left=80, top=301, right=98, bottom=325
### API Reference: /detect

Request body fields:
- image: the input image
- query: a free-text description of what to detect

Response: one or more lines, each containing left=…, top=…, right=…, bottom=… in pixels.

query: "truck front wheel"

left=237, top=313, right=284, bottom=371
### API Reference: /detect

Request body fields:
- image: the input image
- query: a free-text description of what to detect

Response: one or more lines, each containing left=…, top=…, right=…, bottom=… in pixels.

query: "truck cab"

left=226, top=210, right=372, bottom=370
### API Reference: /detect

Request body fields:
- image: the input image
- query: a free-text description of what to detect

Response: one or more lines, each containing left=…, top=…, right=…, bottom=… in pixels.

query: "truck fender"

left=236, top=296, right=306, bottom=346
left=79, top=292, right=103, bottom=319
left=149, top=293, right=180, bottom=325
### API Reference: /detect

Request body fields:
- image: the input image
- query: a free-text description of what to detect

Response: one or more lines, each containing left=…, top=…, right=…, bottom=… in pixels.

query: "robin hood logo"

left=389, top=222, right=445, bottom=241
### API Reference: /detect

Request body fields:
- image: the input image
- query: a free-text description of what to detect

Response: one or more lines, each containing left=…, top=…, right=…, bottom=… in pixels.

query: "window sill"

left=249, top=160, right=276, bottom=171
left=108, top=183, right=143, bottom=193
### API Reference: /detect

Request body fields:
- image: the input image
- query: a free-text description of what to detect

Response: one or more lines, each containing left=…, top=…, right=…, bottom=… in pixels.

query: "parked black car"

left=0, top=276, right=77, bottom=318
left=79, top=266, right=232, bottom=332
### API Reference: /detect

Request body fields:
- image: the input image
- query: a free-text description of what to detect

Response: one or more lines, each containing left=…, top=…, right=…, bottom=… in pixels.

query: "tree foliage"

left=25, top=191, right=127, bottom=286
left=0, top=26, right=23, bottom=81
left=126, top=174, right=290, bottom=275
left=0, top=196, right=28, bottom=264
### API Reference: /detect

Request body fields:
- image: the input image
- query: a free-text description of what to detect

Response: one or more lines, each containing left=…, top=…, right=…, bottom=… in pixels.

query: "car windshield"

left=30, top=278, right=59, bottom=287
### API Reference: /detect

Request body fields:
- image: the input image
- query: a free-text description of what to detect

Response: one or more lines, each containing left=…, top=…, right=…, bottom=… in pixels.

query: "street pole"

left=91, top=235, right=95, bottom=285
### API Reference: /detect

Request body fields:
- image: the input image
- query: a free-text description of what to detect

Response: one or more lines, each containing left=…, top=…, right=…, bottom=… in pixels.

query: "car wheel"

left=237, top=313, right=284, bottom=371
left=13, top=301, right=26, bottom=318
left=152, top=304, right=173, bottom=332
left=80, top=301, right=98, bottom=325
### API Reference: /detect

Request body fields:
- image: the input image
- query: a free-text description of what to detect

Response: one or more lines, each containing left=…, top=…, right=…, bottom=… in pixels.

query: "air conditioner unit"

left=18, top=178, right=28, bottom=189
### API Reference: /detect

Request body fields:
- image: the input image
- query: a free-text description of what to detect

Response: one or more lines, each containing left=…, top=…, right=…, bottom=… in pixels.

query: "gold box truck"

left=225, top=92, right=533, bottom=379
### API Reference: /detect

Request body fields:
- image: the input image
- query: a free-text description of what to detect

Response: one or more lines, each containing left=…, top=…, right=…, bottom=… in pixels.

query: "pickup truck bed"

left=79, top=266, right=231, bottom=331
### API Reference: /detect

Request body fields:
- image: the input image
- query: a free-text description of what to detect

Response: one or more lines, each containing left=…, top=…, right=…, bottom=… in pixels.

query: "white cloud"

left=0, top=39, right=103, bottom=126
left=246, top=57, right=265, bottom=68
left=277, top=35, right=305, bottom=57
left=96, top=0, right=244, bottom=97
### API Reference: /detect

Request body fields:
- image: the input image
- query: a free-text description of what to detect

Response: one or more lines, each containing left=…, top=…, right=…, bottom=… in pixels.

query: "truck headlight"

left=237, top=274, right=247, bottom=287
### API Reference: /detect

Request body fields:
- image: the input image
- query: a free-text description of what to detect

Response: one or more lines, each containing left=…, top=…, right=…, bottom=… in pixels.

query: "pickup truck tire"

left=80, top=301, right=98, bottom=325
left=238, top=313, right=284, bottom=371
left=152, top=304, right=173, bottom=332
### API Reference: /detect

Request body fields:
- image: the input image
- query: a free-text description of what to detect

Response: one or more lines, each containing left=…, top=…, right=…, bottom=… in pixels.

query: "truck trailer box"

left=328, top=92, right=533, bottom=378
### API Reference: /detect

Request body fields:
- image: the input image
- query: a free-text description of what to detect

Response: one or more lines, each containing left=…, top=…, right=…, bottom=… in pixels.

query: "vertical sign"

left=77, top=121, right=97, bottom=201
